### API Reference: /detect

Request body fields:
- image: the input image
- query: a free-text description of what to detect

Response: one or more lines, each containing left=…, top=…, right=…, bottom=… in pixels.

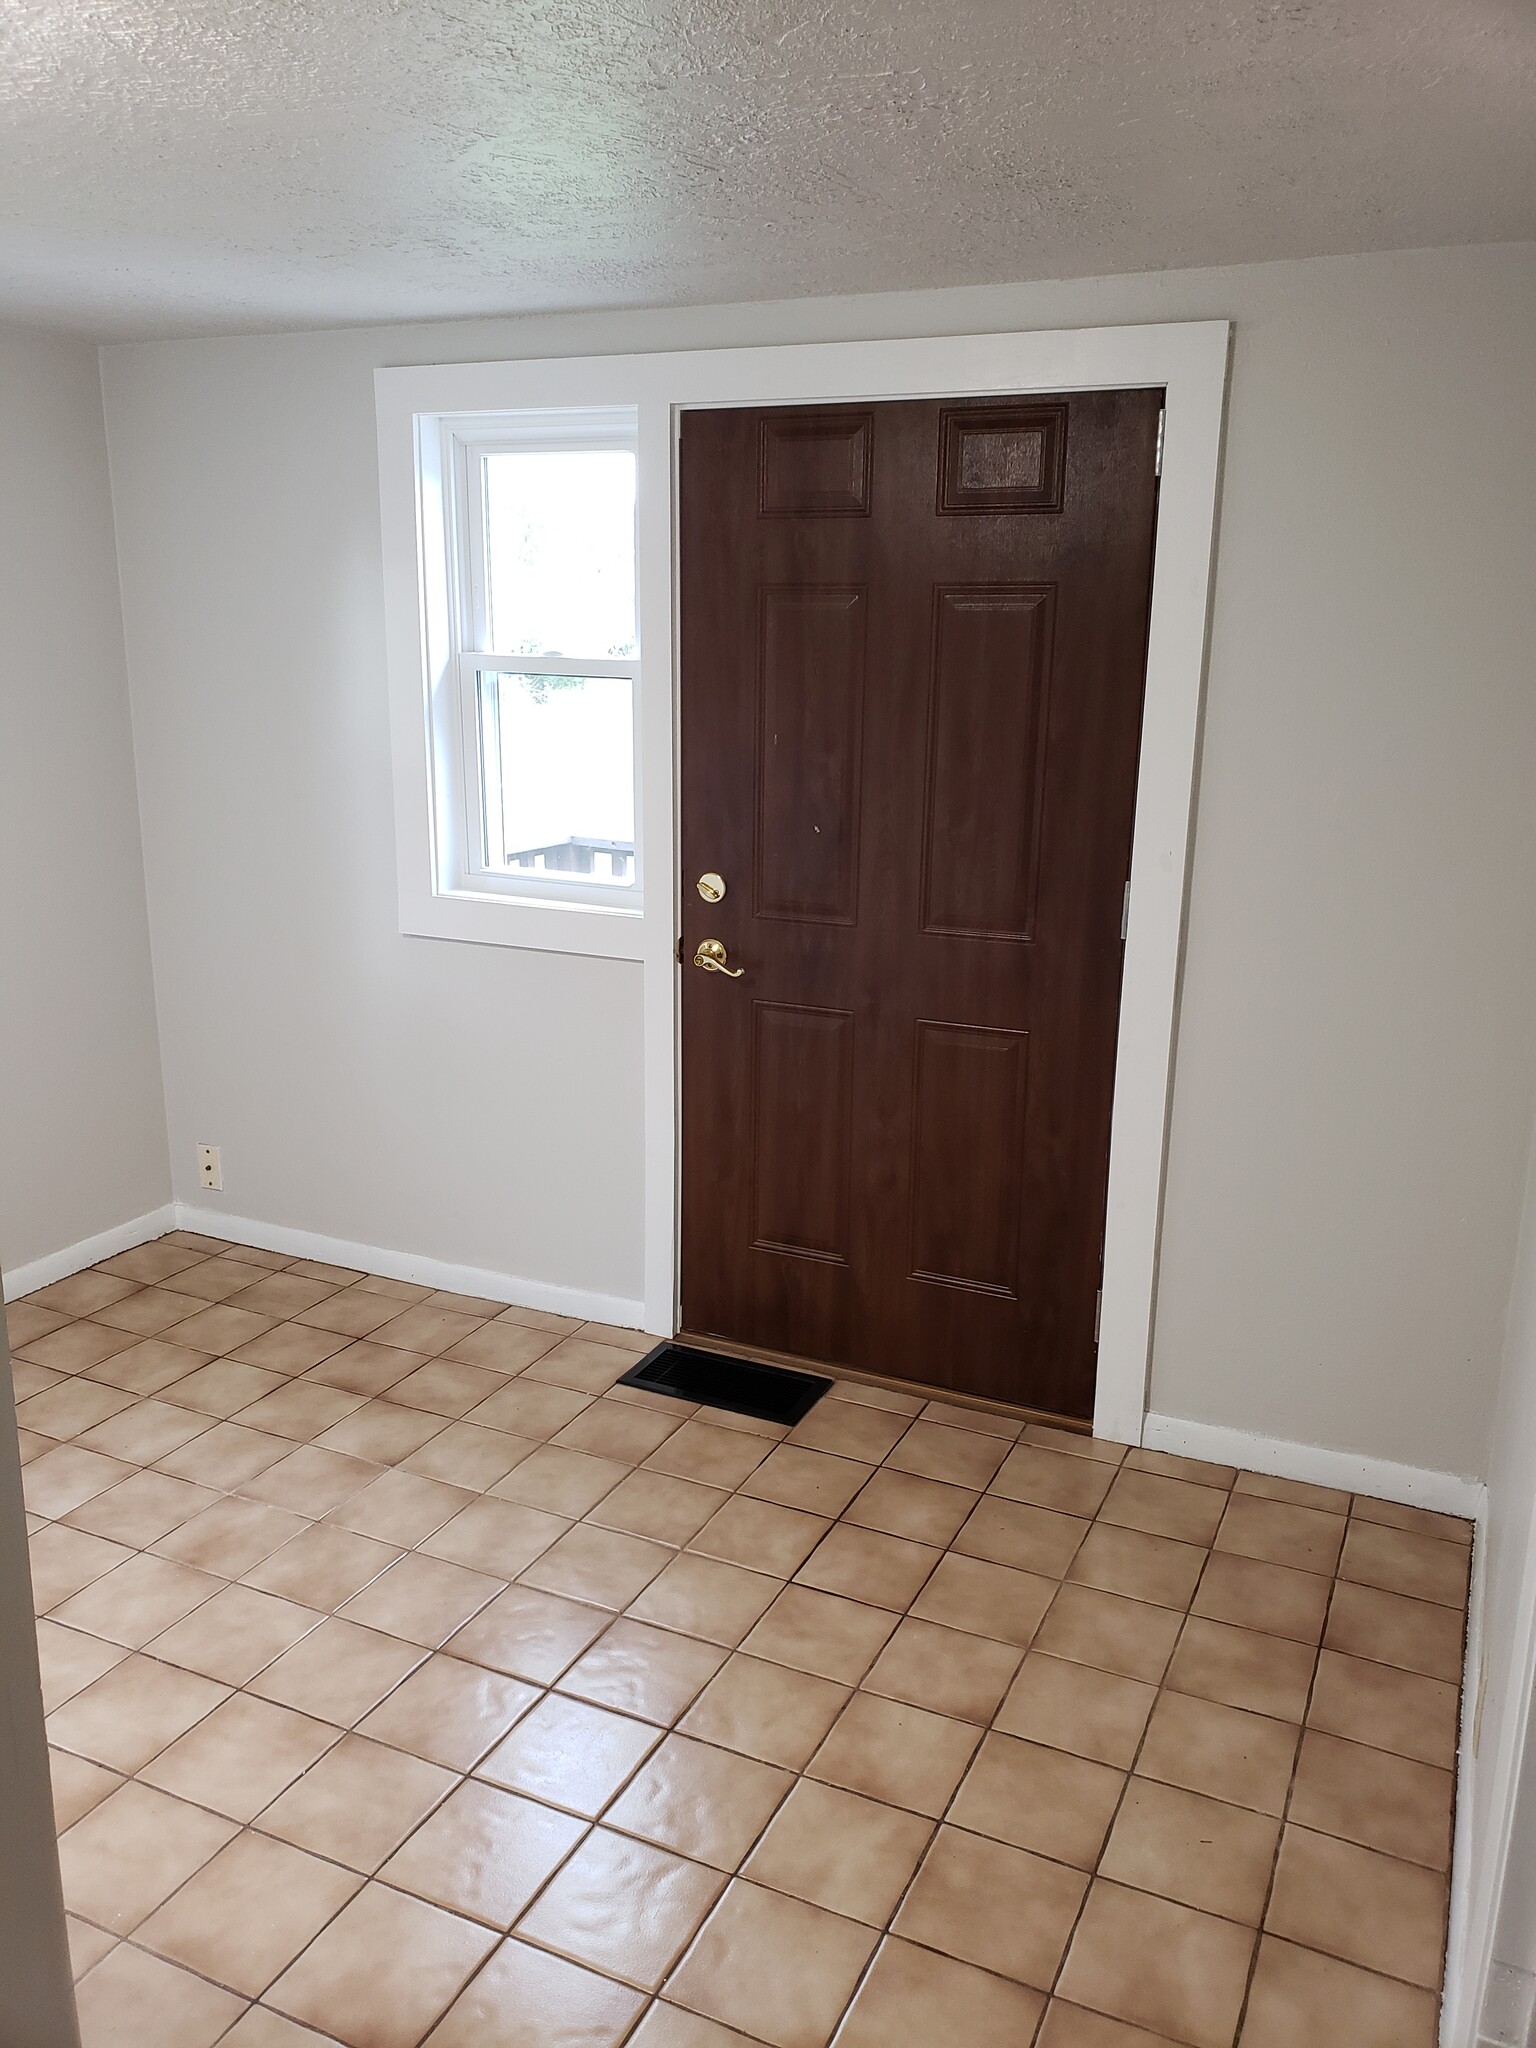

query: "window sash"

left=440, top=412, right=642, bottom=911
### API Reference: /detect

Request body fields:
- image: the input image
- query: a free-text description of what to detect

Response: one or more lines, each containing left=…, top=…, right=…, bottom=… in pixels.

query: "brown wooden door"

left=678, top=391, right=1161, bottom=1418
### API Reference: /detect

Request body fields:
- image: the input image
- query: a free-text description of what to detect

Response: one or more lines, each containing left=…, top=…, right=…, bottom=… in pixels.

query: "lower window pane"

left=480, top=673, right=636, bottom=888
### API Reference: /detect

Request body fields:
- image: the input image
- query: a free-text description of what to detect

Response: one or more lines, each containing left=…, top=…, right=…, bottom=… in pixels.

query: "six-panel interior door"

left=678, top=391, right=1162, bottom=1418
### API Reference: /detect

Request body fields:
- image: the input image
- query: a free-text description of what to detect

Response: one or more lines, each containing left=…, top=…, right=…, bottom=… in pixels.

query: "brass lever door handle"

left=693, top=939, right=744, bottom=978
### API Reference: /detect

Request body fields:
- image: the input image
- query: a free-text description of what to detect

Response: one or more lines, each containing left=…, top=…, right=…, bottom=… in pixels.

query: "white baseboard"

left=1142, top=1411, right=1484, bottom=1518
left=171, top=1203, right=650, bottom=1333
left=2, top=1204, right=177, bottom=1303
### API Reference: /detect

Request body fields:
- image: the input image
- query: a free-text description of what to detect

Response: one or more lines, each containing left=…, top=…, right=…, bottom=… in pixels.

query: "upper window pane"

left=483, top=447, right=637, bottom=658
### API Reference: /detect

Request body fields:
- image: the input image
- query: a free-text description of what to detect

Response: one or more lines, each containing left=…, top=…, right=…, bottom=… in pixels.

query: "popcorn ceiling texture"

left=0, top=0, right=1532, bottom=337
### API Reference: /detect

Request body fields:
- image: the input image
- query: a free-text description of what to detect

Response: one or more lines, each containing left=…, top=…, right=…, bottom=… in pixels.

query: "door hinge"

left=1094, top=1289, right=1103, bottom=1344
left=1121, top=881, right=1131, bottom=943
left=1154, top=407, right=1165, bottom=478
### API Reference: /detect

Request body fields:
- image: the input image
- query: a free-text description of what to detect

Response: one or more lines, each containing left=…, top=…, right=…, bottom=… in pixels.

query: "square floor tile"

left=520, top=1521, right=671, bottom=1610
left=1133, top=1689, right=1299, bottom=1817
left=59, top=1779, right=238, bottom=1933
left=665, top=1879, right=877, bottom=2048
left=1164, top=1616, right=1316, bottom=1720
left=1266, top=1822, right=1448, bottom=1988
left=140, top=1693, right=340, bottom=1821
left=1288, top=1727, right=1454, bottom=1868
left=950, top=1493, right=1088, bottom=1578
left=477, top=1691, right=660, bottom=1815
left=862, top=1612, right=1022, bottom=1723
left=151, top=1581, right=324, bottom=1684
left=744, top=1779, right=932, bottom=1926
left=558, top=1618, right=729, bottom=1725
left=422, top=1937, right=645, bottom=2048
left=1323, top=1580, right=1466, bottom=1684
left=152, top=1495, right=308, bottom=1576
left=886, top=1422, right=1009, bottom=1491
left=517, top=1828, right=726, bottom=1989
left=51, top=1551, right=218, bottom=1648
left=326, top=1468, right=474, bottom=1545
left=23, top=1445, right=135, bottom=1519
left=447, top=1583, right=610, bottom=1682
left=380, top=1779, right=585, bottom=1926
left=1098, top=1470, right=1228, bottom=1547
left=491, top=1444, right=628, bottom=1517
left=990, top=1444, right=1117, bottom=1516
left=36, top=1620, right=127, bottom=1712
left=72, top=1940, right=245, bottom=2048
left=907, top=1551, right=1055, bottom=1646
left=419, top=1496, right=568, bottom=1578
left=553, top=1398, right=684, bottom=1464
left=786, top=1399, right=913, bottom=1463
left=679, top=1654, right=850, bottom=1771
left=631, top=1552, right=784, bottom=1647
left=588, top=1470, right=728, bottom=1546
left=895, top=1825, right=1086, bottom=1988
left=835, top=1938, right=1044, bottom=2048
left=357, top=1652, right=537, bottom=1769
left=247, top=1616, right=426, bottom=1726
left=88, top=1337, right=214, bottom=1396
left=384, top=1358, right=510, bottom=1420
left=1189, top=1550, right=1332, bottom=1645
left=308, top=1339, right=426, bottom=1396
left=338, top=1551, right=503, bottom=1646
left=1240, top=1935, right=1438, bottom=2048
left=27, top=1524, right=135, bottom=1609
left=257, top=1731, right=457, bottom=1872
left=646, top=1418, right=778, bottom=1491
left=1055, top=1879, right=1256, bottom=2048
left=135, top=1829, right=362, bottom=1996
left=740, top=1583, right=896, bottom=1681
left=605, top=1732, right=793, bottom=1870
left=1067, top=1523, right=1207, bottom=1611
left=18, top=1377, right=142, bottom=1442
left=995, top=1652, right=1157, bottom=1768
left=402, top=1419, right=534, bottom=1489
left=808, top=1691, right=978, bottom=1817
left=688, top=1495, right=830, bottom=1578
left=64, top=1469, right=220, bottom=1546
left=49, top=1749, right=123, bottom=1830
left=740, top=1443, right=875, bottom=1516
left=842, top=1467, right=978, bottom=1546
left=1213, top=1492, right=1346, bottom=1576
left=793, top=1524, right=939, bottom=1611
left=247, top=1524, right=403, bottom=1610
left=48, top=1653, right=229, bottom=1772
left=1099, top=1777, right=1278, bottom=1922
left=1032, top=1584, right=1182, bottom=1683
left=155, top=1422, right=294, bottom=1492
left=951, top=1730, right=1125, bottom=1868
left=240, top=1445, right=383, bottom=1517
left=1340, top=1515, right=1471, bottom=1608
left=1307, top=1646, right=1460, bottom=1766
left=314, top=1400, right=451, bottom=1466
left=233, top=1323, right=355, bottom=1375
left=266, top=1881, right=497, bottom=2048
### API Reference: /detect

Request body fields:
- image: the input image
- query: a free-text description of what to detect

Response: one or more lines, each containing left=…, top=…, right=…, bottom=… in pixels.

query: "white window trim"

left=376, top=321, right=1232, bottom=1447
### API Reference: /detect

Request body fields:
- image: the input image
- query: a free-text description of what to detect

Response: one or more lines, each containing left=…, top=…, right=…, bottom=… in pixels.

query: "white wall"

left=99, top=242, right=1536, bottom=1472
left=0, top=324, right=169, bottom=1279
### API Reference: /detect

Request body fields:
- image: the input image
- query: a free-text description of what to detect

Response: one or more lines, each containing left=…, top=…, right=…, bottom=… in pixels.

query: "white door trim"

left=377, top=320, right=1232, bottom=1443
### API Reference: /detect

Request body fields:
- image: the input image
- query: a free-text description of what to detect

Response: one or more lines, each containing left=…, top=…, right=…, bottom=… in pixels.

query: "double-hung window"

left=406, top=404, right=642, bottom=941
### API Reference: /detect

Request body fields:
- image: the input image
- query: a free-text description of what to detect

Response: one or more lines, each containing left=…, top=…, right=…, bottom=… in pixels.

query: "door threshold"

left=675, top=1329, right=1091, bottom=1438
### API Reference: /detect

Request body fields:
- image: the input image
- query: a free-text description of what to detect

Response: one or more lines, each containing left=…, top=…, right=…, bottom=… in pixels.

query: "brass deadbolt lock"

left=696, top=872, right=726, bottom=903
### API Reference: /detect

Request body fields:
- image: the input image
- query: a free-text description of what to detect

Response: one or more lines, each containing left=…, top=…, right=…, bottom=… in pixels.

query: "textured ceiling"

left=1, top=0, right=1533, bottom=339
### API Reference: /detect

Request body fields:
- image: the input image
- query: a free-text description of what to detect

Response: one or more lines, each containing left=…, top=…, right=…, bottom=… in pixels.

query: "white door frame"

left=377, top=320, right=1232, bottom=1443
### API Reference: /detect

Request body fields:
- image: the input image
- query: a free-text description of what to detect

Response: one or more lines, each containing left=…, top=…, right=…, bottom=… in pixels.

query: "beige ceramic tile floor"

left=8, top=1230, right=1471, bottom=2048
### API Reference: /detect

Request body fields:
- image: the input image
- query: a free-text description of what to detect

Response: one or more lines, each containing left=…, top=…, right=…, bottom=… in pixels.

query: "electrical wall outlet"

left=196, top=1145, right=223, bottom=1191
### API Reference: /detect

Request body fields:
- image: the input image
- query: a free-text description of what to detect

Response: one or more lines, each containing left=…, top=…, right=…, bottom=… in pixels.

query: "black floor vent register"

left=618, top=1342, right=832, bottom=1427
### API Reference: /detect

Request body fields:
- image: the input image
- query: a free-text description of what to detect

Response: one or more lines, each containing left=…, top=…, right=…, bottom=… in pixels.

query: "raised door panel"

left=908, top=1021, right=1030, bottom=1297
left=755, top=587, right=867, bottom=924
left=751, top=1002, right=855, bottom=1265
left=920, top=586, right=1054, bottom=941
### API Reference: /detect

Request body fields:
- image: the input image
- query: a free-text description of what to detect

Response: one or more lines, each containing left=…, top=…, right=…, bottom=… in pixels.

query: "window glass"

left=479, top=672, right=635, bottom=888
left=483, top=448, right=637, bottom=658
